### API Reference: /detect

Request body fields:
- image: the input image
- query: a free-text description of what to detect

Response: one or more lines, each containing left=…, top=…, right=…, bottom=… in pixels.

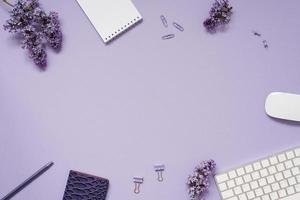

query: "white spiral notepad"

left=76, top=0, right=142, bottom=43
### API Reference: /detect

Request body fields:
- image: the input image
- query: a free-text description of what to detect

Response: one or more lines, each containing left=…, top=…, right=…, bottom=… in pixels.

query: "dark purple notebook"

left=63, top=170, right=109, bottom=200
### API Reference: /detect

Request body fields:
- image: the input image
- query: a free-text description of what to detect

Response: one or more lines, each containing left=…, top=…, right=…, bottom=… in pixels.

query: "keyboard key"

left=227, top=180, right=235, bottom=188
left=219, top=182, right=227, bottom=191
left=222, top=189, right=234, bottom=199
left=267, top=175, right=275, bottom=184
left=242, top=183, right=251, bottom=192
left=237, top=168, right=246, bottom=176
left=263, top=185, right=272, bottom=194
left=279, top=180, right=288, bottom=188
left=262, top=194, right=270, bottom=200
left=254, top=162, right=262, bottom=171
left=234, top=186, right=242, bottom=195
left=286, top=151, right=295, bottom=159
left=293, top=158, right=300, bottom=166
left=252, top=171, right=260, bottom=180
left=229, top=170, right=237, bottom=179
left=239, top=194, right=247, bottom=200
left=255, top=188, right=264, bottom=196
left=297, top=175, right=300, bottom=183
left=251, top=181, right=259, bottom=189
left=270, top=156, right=278, bottom=165
left=260, top=169, right=269, bottom=177
left=278, top=154, right=287, bottom=162
left=247, top=191, right=255, bottom=199
left=245, top=165, right=254, bottom=173
left=286, top=186, right=295, bottom=195
left=271, top=182, right=280, bottom=191
left=295, top=184, right=300, bottom=192
left=243, top=174, right=252, bottom=183
left=268, top=166, right=277, bottom=175
left=294, top=148, right=300, bottom=157
left=283, top=169, right=292, bottom=178
left=227, top=197, right=238, bottom=200
left=288, top=177, right=297, bottom=186
left=235, top=177, right=244, bottom=185
left=295, top=148, right=300, bottom=157
left=276, top=163, right=285, bottom=172
left=278, top=189, right=287, bottom=198
left=262, top=159, right=270, bottom=168
left=285, top=160, right=294, bottom=169
left=275, top=172, right=284, bottom=181
left=259, top=178, right=267, bottom=187
left=269, top=192, right=279, bottom=199
left=216, top=174, right=229, bottom=183
left=292, top=167, right=300, bottom=176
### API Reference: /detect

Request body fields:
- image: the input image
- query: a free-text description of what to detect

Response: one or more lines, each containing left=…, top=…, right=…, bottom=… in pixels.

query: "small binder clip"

left=263, top=40, right=268, bottom=49
left=133, top=177, right=144, bottom=194
left=154, top=164, right=165, bottom=182
left=252, top=31, right=261, bottom=37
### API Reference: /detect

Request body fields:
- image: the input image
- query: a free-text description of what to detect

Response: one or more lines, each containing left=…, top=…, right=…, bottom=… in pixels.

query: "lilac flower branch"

left=3, top=0, right=62, bottom=69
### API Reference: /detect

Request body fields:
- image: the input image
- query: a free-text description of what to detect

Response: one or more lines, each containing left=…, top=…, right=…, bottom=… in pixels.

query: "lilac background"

left=1, top=0, right=300, bottom=199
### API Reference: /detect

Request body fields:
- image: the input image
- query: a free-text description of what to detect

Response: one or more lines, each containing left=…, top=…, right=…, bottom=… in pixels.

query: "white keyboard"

left=215, top=147, right=300, bottom=200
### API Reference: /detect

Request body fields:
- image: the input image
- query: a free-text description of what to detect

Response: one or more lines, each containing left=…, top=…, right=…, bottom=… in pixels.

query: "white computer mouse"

left=265, top=92, right=300, bottom=122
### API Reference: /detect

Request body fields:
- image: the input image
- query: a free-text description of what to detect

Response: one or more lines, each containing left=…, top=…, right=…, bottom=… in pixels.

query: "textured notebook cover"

left=63, top=170, right=109, bottom=200
left=76, top=0, right=142, bottom=43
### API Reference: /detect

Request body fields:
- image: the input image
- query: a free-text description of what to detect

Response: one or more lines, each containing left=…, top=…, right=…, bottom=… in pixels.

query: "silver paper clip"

left=173, top=22, right=184, bottom=32
left=154, top=164, right=165, bottom=182
left=133, top=176, right=144, bottom=194
left=162, top=34, right=175, bottom=40
left=160, top=15, right=168, bottom=27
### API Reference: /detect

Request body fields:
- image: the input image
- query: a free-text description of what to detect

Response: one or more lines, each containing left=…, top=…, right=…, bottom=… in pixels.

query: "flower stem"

left=3, top=0, right=14, bottom=7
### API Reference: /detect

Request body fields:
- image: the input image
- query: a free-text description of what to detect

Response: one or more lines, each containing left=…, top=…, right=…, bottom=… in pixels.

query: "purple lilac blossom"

left=187, top=159, right=216, bottom=200
left=203, top=0, right=233, bottom=33
left=3, top=0, right=62, bottom=68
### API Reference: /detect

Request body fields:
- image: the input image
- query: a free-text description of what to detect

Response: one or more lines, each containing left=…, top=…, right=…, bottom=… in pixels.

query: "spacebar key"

left=281, top=193, right=300, bottom=200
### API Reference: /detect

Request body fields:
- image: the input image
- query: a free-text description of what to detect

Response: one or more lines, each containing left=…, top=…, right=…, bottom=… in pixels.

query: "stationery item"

left=263, top=39, right=269, bottom=49
left=187, top=160, right=216, bottom=200
left=1, top=162, right=54, bottom=200
left=215, top=146, right=300, bottom=200
left=173, top=22, right=184, bottom=32
left=162, top=34, right=175, bottom=40
left=63, top=170, right=109, bottom=200
left=133, top=177, right=144, bottom=194
left=76, top=0, right=143, bottom=43
left=265, top=92, right=300, bottom=122
left=160, top=15, right=168, bottom=27
left=252, top=31, right=262, bottom=37
left=154, top=164, right=165, bottom=182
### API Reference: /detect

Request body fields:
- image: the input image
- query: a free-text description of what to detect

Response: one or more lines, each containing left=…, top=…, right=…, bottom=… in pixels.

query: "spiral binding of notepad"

left=103, top=15, right=142, bottom=43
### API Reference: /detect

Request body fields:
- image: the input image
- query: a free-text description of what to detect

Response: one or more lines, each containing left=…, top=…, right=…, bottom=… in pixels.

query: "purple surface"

left=0, top=0, right=300, bottom=199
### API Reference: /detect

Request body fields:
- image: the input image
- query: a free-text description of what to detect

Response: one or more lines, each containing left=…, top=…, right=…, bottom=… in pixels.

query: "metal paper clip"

left=173, top=22, right=184, bottom=32
left=263, top=40, right=268, bottom=49
left=162, top=34, right=175, bottom=40
left=160, top=15, right=168, bottom=27
left=133, top=177, right=144, bottom=194
left=154, top=164, right=165, bottom=182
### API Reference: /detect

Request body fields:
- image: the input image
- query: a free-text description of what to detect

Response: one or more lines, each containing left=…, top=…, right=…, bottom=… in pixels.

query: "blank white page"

left=76, top=0, right=142, bottom=43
